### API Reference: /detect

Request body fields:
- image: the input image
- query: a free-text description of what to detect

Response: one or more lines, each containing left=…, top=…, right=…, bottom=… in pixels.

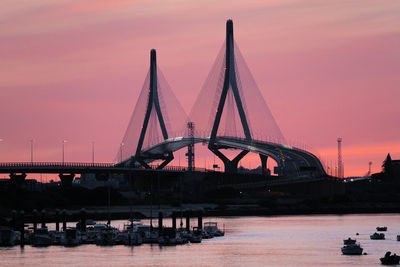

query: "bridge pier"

left=211, top=149, right=248, bottom=173
left=260, top=154, right=269, bottom=175
left=59, top=173, right=75, bottom=188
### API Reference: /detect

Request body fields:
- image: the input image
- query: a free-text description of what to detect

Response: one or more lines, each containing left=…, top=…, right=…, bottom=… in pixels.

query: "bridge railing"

left=0, top=162, right=115, bottom=168
left=0, top=162, right=216, bottom=173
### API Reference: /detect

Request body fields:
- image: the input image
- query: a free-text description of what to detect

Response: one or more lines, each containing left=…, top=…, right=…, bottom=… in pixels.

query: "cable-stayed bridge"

left=117, top=20, right=326, bottom=178
left=0, top=20, right=326, bottom=186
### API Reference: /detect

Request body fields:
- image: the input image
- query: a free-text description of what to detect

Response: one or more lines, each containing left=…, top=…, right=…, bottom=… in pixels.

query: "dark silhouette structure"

left=0, top=20, right=327, bottom=183
left=134, top=49, right=173, bottom=169
left=208, top=20, right=251, bottom=173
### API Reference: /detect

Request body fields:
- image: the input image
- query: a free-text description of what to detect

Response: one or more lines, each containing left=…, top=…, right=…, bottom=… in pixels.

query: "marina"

left=0, top=211, right=224, bottom=248
left=1, top=214, right=400, bottom=266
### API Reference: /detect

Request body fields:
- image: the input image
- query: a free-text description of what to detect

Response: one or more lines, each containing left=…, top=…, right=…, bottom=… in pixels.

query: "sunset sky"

left=1, top=0, right=399, bottom=178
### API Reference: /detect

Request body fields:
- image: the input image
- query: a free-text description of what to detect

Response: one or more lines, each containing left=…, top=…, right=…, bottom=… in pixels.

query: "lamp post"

left=120, top=142, right=124, bottom=162
left=62, top=140, right=67, bottom=164
left=91, top=141, right=95, bottom=165
left=30, top=139, right=34, bottom=163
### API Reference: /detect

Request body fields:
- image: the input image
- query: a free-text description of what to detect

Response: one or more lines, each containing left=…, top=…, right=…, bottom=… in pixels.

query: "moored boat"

left=370, top=232, right=385, bottom=240
left=380, top=251, right=400, bottom=265
left=341, top=243, right=363, bottom=255
left=377, top=226, right=387, bottom=232
left=95, top=226, right=118, bottom=246
left=0, top=227, right=19, bottom=246
left=62, top=228, right=81, bottom=247
left=116, top=221, right=143, bottom=246
left=343, top=238, right=356, bottom=245
left=158, top=227, right=186, bottom=246
left=32, top=227, right=52, bottom=247
left=49, top=230, right=63, bottom=245
left=190, top=227, right=202, bottom=243
left=204, top=222, right=224, bottom=237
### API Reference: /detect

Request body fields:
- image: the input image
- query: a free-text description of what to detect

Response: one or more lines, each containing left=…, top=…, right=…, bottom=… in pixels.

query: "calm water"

left=1, top=214, right=400, bottom=266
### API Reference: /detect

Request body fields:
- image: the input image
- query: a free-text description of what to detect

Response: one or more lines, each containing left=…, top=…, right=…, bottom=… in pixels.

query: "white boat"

left=0, top=227, right=19, bottom=246
left=62, top=228, right=81, bottom=247
left=204, top=222, right=225, bottom=237
left=32, top=227, right=52, bottom=247
left=341, top=243, right=363, bottom=255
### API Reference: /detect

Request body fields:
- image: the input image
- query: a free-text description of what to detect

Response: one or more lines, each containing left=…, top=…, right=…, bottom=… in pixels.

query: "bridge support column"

left=260, top=154, right=268, bottom=175
left=211, top=149, right=248, bottom=173
left=59, top=173, right=75, bottom=188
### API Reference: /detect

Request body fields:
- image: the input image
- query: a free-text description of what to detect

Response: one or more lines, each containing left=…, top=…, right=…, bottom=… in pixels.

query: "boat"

left=95, top=224, right=119, bottom=246
left=49, top=230, right=63, bottom=245
left=82, top=222, right=104, bottom=244
left=204, top=222, right=225, bottom=237
left=370, top=232, right=385, bottom=240
left=32, top=227, right=52, bottom=247
left=397, top=235, right=400, bottom=241
left=189, top=227, right=202, bottom=243
left=377, top=226, right=387, bottom=232
left=136, top=225, right=159, bottom=244
left=158, top=227, right=185, bottom=246
left=0, top=227, right=19, bottom=246
left=62, top=228, right=81, bottom=247
left=343, top=237, right=356, bottom=245
left=95, top=226, right=118, bottom=246
left=341, top=243, right=363, bottom=255
left=380, top=251, right=400, bottom=265
left=116, top=221, right=143, bottom=246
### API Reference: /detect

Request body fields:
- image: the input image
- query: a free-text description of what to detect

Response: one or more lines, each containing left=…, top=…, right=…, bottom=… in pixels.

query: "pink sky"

left=1, top=0, right=399, bottom=178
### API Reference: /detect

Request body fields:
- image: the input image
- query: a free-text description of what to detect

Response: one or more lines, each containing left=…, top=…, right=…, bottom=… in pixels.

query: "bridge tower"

left=134, top=49, right=173, bottom=169
left=208, top=20, right=251, bottom=173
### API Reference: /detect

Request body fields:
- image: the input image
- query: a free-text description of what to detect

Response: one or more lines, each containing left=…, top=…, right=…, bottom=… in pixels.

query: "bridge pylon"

left=208, top=20, right=251, bottom=173
left=134, top=49, right=173, bottom=169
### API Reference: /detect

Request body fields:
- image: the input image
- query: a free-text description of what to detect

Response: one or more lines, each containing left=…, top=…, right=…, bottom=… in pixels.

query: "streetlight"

left=62, top=140, right=67, bottom=164
left=30, top=139, right=34, bottom=163
left=120, top=142, right=124, bottom=162
left=91, top=141, right=95, bottom=165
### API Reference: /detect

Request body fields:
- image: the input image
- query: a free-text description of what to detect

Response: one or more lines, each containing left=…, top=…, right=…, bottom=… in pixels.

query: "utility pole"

left=91, top=141, right=95, bottom=164
left=30, top=139, right=34, bottom=163
left=62, top=140, right=67, bottom=164
left=186, top=122, right=195, bottom=171
left=337, top=138, right=343, bottom=178
left=120, top=142, right=124, bottom=162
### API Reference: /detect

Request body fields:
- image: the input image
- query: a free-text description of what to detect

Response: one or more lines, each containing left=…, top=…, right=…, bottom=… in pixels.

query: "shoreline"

left=3, top=203, right=399, bottom=224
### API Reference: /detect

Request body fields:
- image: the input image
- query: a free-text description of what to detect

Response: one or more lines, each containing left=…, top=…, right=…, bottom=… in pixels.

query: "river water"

left=1, top=214, right=399, bottom=266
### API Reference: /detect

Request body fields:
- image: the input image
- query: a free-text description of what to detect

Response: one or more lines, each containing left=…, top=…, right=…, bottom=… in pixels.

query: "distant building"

left=383, top=154, right=400, bottom=175
left=372, top=153, right=400, bottom=181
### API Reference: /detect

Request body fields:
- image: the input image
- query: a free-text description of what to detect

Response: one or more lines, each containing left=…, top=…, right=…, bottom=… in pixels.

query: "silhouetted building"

left=372, top=153, right=400, bottom=181
left=383, top=153, right=400, bottom=178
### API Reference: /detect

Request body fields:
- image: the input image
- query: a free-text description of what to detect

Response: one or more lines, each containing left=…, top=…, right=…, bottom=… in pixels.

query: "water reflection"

left=1, top=214, right=399, bottom=266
